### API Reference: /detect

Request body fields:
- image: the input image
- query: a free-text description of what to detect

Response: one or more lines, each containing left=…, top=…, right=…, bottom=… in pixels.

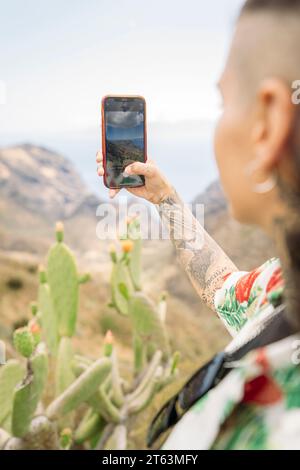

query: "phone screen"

left=104, top=97, right=146, bottom=188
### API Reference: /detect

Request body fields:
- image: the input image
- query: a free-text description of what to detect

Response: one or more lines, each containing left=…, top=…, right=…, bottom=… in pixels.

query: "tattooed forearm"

left=157, top=188, right=237, bottom=311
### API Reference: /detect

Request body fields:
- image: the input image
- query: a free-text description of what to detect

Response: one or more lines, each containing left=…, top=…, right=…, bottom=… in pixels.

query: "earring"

left=244, top=159, right=277, bottom=194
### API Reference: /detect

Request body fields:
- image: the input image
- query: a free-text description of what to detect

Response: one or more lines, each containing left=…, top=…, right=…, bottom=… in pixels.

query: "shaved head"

left=227, top=3, right=300, bottom=97
left=241, top=0, right=300, bottom=14
left=215, top=0, right=300, bottom=331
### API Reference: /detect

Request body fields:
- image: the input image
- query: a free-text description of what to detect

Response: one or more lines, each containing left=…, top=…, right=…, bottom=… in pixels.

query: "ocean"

left=1, top=120, right=219, bottom=203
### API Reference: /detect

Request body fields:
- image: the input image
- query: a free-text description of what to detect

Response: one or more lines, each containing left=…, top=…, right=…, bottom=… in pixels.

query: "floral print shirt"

left=163, top=258, right=300, bottom=450
left=214, top=257, right=284, bottom=336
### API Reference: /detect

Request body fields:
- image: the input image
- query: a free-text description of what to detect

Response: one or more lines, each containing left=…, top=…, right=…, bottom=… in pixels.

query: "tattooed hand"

left=96, top=151, right=237, bottom=312
left=96, top=152, right=173, bottom=204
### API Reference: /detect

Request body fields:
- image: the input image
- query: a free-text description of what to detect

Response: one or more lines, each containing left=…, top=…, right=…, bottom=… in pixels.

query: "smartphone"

left=101, top=95, right=147, bottom=189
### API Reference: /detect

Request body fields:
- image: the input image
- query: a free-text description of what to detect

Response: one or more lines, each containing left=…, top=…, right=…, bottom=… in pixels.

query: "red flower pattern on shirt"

left=235, top=269, right=261, bottom=304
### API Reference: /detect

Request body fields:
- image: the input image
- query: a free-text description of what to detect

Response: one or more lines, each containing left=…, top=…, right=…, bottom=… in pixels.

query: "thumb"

left=124, top=162, right=156, bottom=177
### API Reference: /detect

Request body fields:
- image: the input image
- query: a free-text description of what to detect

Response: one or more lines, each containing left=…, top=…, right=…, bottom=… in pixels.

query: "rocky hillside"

left=0, top=144, right=101, bottom=253
left=0, top=144, right=101, bottom=219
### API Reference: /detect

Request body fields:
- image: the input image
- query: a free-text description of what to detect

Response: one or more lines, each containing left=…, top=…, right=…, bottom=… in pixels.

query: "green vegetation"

left=0, top=219, right=179, bottom=450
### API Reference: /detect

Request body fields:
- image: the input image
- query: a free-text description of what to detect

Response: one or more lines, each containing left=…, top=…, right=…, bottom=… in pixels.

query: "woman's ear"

left=252, top=78, right=296, bottom=172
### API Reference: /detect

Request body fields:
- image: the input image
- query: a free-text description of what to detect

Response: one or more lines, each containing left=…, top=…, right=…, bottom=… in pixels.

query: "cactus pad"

left=47, top=240, right=79, bottom=337
left=129, top=292, right=170, bottom=362
left=11, top=344, right=49, bottom=437
left=13, top=328, right=35, bottom=358
left=0, top=360, right=24, bottom=429
left=55, top=337, right=75, bottom=397
left=38, top=281, right=59, bottom=354
left=110, top=261, right=132, bottom=315
left=47, top=357, right=111, bottom=420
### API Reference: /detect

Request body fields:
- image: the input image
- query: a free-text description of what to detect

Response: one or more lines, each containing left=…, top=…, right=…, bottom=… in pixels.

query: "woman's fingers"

left=124, top=161, right=156, bottom=178
left=96, top=151, right=102, bottom=163
left=96, top=151, right=104, bottom=176
left=96, top=151, right=158, bottom=199
left=109, top=188, right=120, bottom=199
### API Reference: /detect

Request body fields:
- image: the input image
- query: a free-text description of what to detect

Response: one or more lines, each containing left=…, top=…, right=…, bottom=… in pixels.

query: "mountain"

left=192, top=180, right=227, bottom=226
left=0, top=144, right=102, bottom=253
left=131, top=138, right=144, bottom=149
left=106, top=140, right=144, bottom=167
left=0, top=142, right=277, bottom=270
left=0, top=143, right=100, bottom=219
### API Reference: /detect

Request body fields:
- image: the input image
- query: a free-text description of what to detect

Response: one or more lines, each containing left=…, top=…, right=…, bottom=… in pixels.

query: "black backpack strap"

left=226, top=305, right=293, bottom=362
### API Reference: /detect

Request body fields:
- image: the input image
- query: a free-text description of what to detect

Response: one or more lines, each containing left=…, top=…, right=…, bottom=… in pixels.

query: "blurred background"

left=0, top=0, right=276, bottom=448
left=0, top=0, right=247, bottom=200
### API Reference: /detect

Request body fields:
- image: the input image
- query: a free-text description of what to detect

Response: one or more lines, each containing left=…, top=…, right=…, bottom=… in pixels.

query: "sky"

left=0, top=0, right=245, bottom=201
left=0, top=0, right=244, bottom=134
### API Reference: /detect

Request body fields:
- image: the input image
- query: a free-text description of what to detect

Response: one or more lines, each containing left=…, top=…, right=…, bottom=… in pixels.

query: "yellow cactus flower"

left=104, top=329, right=114, bottom=344
left=55, top=221, right=64, bottom=232
left=120, top=239, right=134, bottom=253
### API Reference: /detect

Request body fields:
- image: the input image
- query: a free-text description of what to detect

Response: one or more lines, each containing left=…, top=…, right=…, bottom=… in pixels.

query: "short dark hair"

left=241, top=0, right=300, bottom=14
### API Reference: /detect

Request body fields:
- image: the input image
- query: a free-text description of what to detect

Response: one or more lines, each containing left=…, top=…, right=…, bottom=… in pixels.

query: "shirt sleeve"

left=213, top=258, right=284, bottom=337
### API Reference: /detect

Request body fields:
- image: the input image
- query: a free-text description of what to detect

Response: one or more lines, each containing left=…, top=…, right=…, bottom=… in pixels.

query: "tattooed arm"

left=95, top=154, right=237, bottom=311
left=157, top=188, right=238, bottom=311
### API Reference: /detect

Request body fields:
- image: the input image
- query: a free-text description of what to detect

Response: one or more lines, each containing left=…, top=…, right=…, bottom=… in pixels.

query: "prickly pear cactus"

left=13, top=327, right=35, bottom=358
left=46, top=222, right=79, bottom=337
left=47, top=357, right=111, bottom=420
left=59, top=427, right=73, bottom=450
left=55, top=337, right=75, bottom=397
left=0, top=361, right=25, bottom=430
left=11, top=343, right=48, bottom=437
left=38, top=269, right=59, bottom=355
left=110, top=258, right=133, bottom=315
left=108, top=218, right=172, bottom=376
left=0, top=220, right=179, bottom=450
left=129, top=292, right=170, bottom=361
left=74, top=409, right=105, bottom=445
left=126, top=217, right=142, bottom=290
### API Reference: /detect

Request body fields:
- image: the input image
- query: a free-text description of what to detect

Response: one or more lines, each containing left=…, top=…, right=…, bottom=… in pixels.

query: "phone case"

left=101, top=95, right=147, bottom=189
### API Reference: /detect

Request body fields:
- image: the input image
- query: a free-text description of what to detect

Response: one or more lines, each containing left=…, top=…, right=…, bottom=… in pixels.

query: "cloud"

left=106, top=111, right=144, bottom=128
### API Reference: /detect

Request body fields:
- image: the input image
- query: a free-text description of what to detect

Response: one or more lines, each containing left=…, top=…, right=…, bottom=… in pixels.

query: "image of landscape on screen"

left=106, top=110, right=144, bottom=169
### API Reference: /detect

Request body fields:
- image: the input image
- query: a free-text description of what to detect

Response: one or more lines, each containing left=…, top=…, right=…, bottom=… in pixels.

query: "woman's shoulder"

left=163, top=333, right=300, bottom=450
left=214, top=257, right=284, bottom=336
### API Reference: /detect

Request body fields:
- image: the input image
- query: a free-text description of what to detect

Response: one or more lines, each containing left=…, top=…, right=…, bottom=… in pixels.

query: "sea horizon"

left=0, top=119, right=219, bottom=203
